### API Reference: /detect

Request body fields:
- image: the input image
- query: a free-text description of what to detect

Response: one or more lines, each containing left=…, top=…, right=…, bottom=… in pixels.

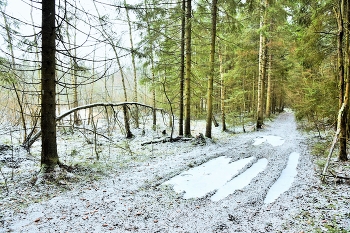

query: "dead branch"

left=320, top=171, right=350, bottom=181
left=22, top=102, right=165, bottom=149
left=322, top=103, right=344, bottom=181
left=141, top=136, right=193, bottom=146
left=58, top=125, right=112, bottom=142
left=329, top=170, right=350, bottom=180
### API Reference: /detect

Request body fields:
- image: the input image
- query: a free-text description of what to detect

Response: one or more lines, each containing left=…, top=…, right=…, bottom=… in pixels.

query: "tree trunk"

left=93, top=1, right=133, bottom=139
left=339, top=0, right=349, bottom=161
left=2, top=12, right=28, bottom=143
left=257, top=0, right=268, bottom=129
left=125, top=0, right=139, bottom=128
left=219, top=44, right=226, bottom=131
left=184, top=0, right=192, bottom=137
left=179, top=0, right=186, bottom=136
left=41, top=0, right=58, bottom=171
left=205, top=0, right=218, bottom=138
left=65, top=3, right=80, bottom=125
left=265, top=54, right=273, bottom=117
left=338, top=0, right=345, bottom=110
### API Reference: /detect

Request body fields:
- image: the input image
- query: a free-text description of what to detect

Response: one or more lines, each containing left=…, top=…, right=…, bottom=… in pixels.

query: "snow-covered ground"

left=1, top=111, right=350, bottom=232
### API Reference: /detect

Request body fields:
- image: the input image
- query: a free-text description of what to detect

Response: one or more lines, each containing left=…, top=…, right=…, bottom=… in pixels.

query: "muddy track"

left=2, top=112, right=346, bottom=232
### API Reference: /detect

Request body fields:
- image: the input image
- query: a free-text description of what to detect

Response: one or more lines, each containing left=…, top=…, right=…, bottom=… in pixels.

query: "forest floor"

left=1, top=111, right=350, bottom=232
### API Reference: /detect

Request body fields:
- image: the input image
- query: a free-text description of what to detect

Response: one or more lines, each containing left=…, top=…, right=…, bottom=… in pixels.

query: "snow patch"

left=253, top=135, right=285, bottom=147
left=264, top=152, right=300, bottom=204
left=211, top=158, right=268, bottom=202
left=163, top=156, right=254, bottom=199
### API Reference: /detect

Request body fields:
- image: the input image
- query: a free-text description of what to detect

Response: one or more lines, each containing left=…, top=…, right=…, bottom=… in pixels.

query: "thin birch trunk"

left=124, top=0, right=139, bottom=128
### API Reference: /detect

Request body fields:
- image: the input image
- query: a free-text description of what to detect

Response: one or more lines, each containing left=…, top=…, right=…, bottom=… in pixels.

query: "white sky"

left=3, top=0, right=141, bottom=68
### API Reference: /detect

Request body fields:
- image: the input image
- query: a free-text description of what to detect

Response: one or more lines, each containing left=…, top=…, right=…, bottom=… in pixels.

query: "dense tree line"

left=0, top=0, right=348, bottom=172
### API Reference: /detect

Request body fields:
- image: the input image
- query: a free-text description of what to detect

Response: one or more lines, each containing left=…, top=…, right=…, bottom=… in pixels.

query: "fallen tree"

left=322, top=103, right=344, bottom=181
left=22, top=102, right=166, bottom=149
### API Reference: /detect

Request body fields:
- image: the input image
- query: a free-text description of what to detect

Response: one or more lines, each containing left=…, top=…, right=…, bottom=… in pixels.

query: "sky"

left=3, top=0, right=140, bottom=68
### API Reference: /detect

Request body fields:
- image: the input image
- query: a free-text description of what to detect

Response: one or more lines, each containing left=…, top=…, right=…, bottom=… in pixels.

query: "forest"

left=0, top=0, right=350, bottom=232
left=0, top=0, right=347, bottom=168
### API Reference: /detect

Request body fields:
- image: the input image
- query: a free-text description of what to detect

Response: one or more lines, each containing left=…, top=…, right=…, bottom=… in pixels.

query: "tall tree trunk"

left=184, top=0, right=192, bottom=137
left=338, top=0, right=345, bottom=110
left=179, top=0, right=186, bottom=136
left=41, top=0, right=58, bottom=171
left=65, top=3, right=79, bottom=125
left=265, top=54, right=273, bottom=117
left=143, top=0, right=157, bottom=130
left=151, top=57, right=156, bottom=130
left=125, top=0, right=139, bottom=128
left=219, top=44, right=226, bottom=131
left=339, top=0, right=349, bottom=161
left=205, top=0, right=218, bottom=138
left=114, top=47, right=133, bottom=138
left=72, top=10, right=79, bottom=125
left=257, top=0, right=268, bottom=129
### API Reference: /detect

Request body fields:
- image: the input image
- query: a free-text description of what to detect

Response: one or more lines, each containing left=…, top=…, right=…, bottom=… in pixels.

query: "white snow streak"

left=253, top=135, right=285, bottom=147
left=163, top=156, right=254, bottom=199
left=264, top=152, right=300, bottom=204
left=211, top=158, right=268, bottom=202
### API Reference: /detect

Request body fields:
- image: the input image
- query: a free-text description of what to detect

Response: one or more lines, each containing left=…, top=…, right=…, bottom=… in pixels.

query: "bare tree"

left=93, top=1, right=133, bottom=138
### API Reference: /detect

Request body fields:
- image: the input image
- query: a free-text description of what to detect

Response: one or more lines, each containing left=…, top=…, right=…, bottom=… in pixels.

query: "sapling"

left=0, top=166, right=9, bottom=196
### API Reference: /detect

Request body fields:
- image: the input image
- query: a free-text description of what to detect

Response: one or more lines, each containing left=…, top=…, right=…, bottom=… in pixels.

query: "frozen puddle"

left=163, top=156, right=254, bottom=199
left=253, top=135, right=285, bottom=147
left=264, top=152, right=300, bottom=204
left=211, top=158, right=268, bottom=202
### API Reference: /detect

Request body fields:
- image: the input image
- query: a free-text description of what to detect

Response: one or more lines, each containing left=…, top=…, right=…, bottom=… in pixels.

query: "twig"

left=329, top=170, right=350, bottom=180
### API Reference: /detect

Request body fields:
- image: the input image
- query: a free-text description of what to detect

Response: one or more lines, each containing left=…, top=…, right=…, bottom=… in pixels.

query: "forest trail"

left=2, top=111, right=349, bottom=232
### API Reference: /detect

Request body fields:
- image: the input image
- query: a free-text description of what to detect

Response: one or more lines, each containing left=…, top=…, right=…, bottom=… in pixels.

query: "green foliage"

left=0, top=57, right=16, bottom=84
left=314, top=220, right=350, bottom=233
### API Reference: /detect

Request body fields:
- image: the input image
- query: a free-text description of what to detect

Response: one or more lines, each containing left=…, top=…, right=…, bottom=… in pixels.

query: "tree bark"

left=179, top=0, right=186, bottom=136
left=184, top=0, right=192, bottom=137
left=41, top=0, right=58, bottom=171
left=219, top=44, right=226, bottom=131
left=125, top=0, right=139, bottom=129
left=257, top=0, right=268, bottom=129
left=205, top=0, right=218, bottom=138
left=265, top=54, right=272, bottom=117
left=339, top=0, right=349, bottom=161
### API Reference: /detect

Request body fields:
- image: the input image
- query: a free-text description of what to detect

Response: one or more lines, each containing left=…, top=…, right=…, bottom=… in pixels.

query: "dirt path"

left=2, top=112, right=349, bottom=232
